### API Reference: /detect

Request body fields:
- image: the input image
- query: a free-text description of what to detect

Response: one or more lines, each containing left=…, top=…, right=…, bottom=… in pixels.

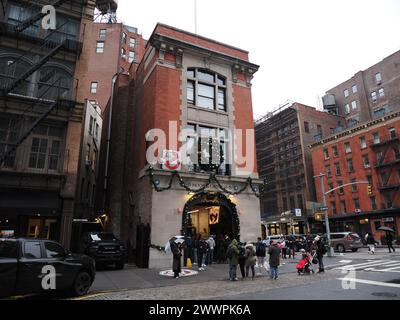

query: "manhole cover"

left=371, top=292, right=398, bottom=298
left=387, top=279, right=400, bottom=284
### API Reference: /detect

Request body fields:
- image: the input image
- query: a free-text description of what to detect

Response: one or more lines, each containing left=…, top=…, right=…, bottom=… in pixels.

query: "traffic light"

left=367, top=185, right=373, bottom=197
left=314, top=213, right=323, bottom=221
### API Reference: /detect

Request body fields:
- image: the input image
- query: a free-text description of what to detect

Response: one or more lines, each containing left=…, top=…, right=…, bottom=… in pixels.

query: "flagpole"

left=194, top=0, right=198, bottom=34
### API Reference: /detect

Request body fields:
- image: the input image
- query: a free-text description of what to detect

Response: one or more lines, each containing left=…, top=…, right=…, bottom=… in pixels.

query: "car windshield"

left=90, top=233, right=117, bottom=241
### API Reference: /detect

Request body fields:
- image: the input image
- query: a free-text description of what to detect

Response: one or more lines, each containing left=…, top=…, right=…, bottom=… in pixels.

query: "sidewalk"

left=91, top=259, right=300, bottom=294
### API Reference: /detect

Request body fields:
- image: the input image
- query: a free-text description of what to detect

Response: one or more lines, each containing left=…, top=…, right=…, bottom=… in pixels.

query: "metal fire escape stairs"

left=372, top=136, right=400, bottom=207
left=0, top=2, right=72, bottom=166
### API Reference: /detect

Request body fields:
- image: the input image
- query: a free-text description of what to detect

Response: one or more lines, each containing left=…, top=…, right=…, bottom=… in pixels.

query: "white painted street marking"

left=365, top=262, right=400, bottom=271
left=337, top=278, right=400, bottom=289
left=334, top=260, right=398, bottom=270
left=339, top=260, right=352, bottom=263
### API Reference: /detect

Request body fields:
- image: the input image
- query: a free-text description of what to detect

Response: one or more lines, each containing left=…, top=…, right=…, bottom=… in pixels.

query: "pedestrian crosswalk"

left=333, top=259, right=400, bottom=273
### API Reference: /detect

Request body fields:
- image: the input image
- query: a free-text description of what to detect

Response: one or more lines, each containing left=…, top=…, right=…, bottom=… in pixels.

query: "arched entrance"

left=181, top=192, right=240, bottom=241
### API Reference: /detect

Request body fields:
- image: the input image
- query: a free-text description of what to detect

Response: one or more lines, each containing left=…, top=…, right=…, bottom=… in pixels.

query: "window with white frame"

left=90, top=82, right=98, bottom=94
left=96, top=41, right=104, bottom=53
left=186, top=68, right=227, bottom=112
left=129, top=38, right=136, bottom=48
left=351, top=100, right=357, bottom=110
left=344, top=104, right=350, bottom=114
left=344, top=89, right=349, bottom=98
left=371, top=91, right=377, bottom=102
left=375, top=72, right=382, bottom=83
left=128, top=51, right=135, bottom=63
left=378, top=88, right=385, bottom=97
left=352, top=85, right=357, bottom=94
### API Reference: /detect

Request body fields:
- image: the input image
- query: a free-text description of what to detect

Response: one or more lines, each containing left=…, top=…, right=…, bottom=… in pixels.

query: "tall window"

left=96, top=41, right=105, bottom=53
left=373, top=132, right=380, bottom=144
left=351, top=178, right=357, bottom=192
left=28, top=124, right=64, bottom=171
left=128, top=51, right=135, bottom=63
left=378, top=88, right=385, bottom=97
left=343, top=89, right=349, bottom=98
left=99, top=29, right=106, bottom=39
left=186, top=68, right=227, bottom=111
left=351, top=100, right=357, bottom=110
left=0, top=116, right=20, bottom=168
left=121, top=48, right=126, bottom=59
left=340, top=201, right=347, bottom=214
left=354, top=199, right=360, bottom=210
left=344, top=104, right=350, bottom=115
left=359, top=136, right=366, bottom=149
left=363, top=155, right=370, bottom=168
left=347, top=159, right=354, bottom=172
left=185, top=123, right=229, bottom=175
left=90, top=82, right=98, bottom=94
left=121, top=32, right=127, bottom=44
left=332, top=145, right=338, bottom=157
left=335, top=163, right=341, bottom=175
left=352, top=85, right=358, bottom=94
left=375, top=72, right=382, bottom=83
left=344, top=142, right=351, bottom=154
left=129, top=38, right=136, bottom=48
left=371, top=91, right=377, bottom=102
left=304, top=122, right=310, bottom=133
left=38, top=67, right=72, bottom=100
left=323, top=148, right=329, bottom=160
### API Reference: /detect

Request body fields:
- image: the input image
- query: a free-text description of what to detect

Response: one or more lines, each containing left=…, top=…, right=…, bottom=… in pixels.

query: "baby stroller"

left=296, top=249, right=317, bottom=275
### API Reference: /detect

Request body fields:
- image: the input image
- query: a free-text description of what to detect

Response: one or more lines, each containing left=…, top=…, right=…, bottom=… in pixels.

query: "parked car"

left=328, top=232, right=363, bottom=253
left=79, top=232, right=126, bottom=269
left=262, top=235, right=283, bottom=246
left=0, top=238, right=95, bottom=298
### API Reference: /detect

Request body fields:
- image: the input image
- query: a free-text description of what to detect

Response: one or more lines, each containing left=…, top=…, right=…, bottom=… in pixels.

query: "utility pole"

left=314, top=174, right=369, bottom=258
left=194, top=0, right=198, bottom=34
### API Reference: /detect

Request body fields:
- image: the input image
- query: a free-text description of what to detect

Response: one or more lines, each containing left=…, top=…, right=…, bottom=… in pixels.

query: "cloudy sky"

left=117, top=0, right=400, bottom=119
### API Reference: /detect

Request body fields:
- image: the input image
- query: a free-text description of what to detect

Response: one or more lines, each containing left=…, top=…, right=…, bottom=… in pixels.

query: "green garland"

left=147, top=166, right=266, bottom=198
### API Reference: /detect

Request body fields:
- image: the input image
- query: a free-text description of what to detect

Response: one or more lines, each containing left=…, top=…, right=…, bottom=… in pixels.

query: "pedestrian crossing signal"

left=367, top=185, right=373, bottom=196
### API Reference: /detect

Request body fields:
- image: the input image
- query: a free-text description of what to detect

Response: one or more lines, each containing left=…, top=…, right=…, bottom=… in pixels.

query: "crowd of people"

left=225, top=234, right=327, bottom=281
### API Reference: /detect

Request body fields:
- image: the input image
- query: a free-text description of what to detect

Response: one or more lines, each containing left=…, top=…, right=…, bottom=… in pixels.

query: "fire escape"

left=371, top=130, right=400, bottom=208
left=0, top=0, right=79, bottom=166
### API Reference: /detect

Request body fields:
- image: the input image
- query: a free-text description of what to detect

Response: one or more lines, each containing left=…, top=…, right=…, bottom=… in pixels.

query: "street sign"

left=295, top=208, right=302, bottom=217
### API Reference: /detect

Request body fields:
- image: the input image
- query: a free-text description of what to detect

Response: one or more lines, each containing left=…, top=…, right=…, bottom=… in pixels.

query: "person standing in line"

left=171, top=241, right=182, bottom=279
left=207, top=235, right=216, bottom=265
left=386, top=231, right=396, bottom=253
left=193, top=233, right=200, bottom=266
left=245, top=243, right=256, bottom=280
left=255, top=237, right=267, bottom=275
left=227, top=239, right=239, bottom=281
left=366, top=232, right=377, bottom=254
left=268, top=240, right=281, bottom=280
left=196, top=235, right=207, bottom=270
left=238, top=242, right=246, bottom=280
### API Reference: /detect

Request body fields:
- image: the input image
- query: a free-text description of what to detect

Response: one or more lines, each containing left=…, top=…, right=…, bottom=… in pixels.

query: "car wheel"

left=115, top=260, right=125, bottom=270
left=72, top=271, right=92, bottom=296
left=351, top=248, right=358, bottom=252
left=337, top=244, right=345, bottom=253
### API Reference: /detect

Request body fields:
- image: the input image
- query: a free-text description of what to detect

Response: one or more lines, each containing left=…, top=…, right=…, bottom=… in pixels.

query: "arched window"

left=0, top=57, right=31, bottom=95
left=38, top=67, right=72, bottom=100
left=186, top=68, right=227, bottom=112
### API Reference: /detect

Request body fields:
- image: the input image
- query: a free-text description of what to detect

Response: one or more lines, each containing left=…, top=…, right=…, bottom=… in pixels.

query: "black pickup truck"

left=0, top=238, right=96, bottom=298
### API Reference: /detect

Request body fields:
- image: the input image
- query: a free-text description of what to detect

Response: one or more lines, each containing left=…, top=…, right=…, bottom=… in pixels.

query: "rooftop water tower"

left=95, top=0, right=118, bottom=23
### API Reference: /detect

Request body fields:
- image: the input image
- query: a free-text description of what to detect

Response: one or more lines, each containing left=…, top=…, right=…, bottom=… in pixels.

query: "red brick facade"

left=310, top=112, right=400, bottom=242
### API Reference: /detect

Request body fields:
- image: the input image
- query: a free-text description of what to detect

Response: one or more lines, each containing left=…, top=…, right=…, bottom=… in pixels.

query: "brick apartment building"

left=323, top=49, right=400, bottom=127
left=76, top=20, right=145, bottom=113
left=310, top=112, right=400, bottom=243
left=255, top=102, right=344, bottom=236
left=0, top=0, right=96, bottom=247
left=97, top=23, right=263, bottom=268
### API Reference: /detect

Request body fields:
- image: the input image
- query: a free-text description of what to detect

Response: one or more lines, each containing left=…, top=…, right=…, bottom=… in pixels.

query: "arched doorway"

left=181, top=192, right=240, bottom=241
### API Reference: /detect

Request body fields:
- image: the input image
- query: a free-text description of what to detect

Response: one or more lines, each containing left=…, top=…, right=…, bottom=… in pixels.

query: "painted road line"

left=334, top=260, right=389, bottom=270
left=380, top=264, right=400, bottom=272
left=364, top=262, right=400, bottom=271
left=337, top=278, right=400, bottom=288
left=338, top=261, right=400, bottom=271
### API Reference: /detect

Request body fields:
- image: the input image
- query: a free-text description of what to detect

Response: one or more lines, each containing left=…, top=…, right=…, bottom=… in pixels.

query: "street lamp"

left=314, top=173, right=369, bottom=258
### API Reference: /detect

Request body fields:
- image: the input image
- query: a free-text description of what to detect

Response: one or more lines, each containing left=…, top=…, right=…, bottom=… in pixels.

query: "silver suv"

left=329, top=232, right=363, bottom=253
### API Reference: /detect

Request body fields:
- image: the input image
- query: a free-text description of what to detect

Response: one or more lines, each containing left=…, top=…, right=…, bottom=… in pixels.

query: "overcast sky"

left=117, top=0, right=400, bottom=120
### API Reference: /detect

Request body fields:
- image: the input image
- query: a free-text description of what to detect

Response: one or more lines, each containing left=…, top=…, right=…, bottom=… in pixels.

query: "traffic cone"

left=186, top=258, right=192, bottom=268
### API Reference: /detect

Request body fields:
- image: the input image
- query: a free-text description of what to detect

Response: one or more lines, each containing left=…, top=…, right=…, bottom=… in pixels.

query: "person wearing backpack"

left=255, top=237, right=267, bottom=276
left=196, top=235, right=208, bottom=271
left=227, top=239, right=239, bottom=281
left=238, top=242, right=246, bottom=280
